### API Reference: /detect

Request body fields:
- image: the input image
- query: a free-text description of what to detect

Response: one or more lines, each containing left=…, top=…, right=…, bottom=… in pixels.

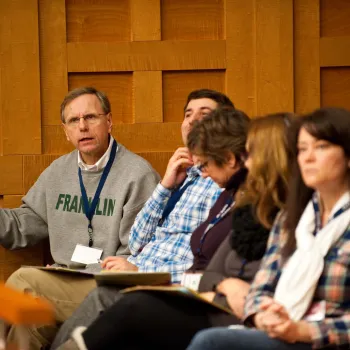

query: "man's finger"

left=101, top=256, right=118, bottom=267
left=172, top=158, right=193, bottom=169
left=106, top=261, right=120, bottom=270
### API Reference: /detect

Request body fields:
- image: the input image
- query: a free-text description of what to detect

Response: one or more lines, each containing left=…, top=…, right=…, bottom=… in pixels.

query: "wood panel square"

left=321, top=67, right=350, bottom=110
left=66, top=0, right=131, bottom=42
left=0, top=245, right=44, bottom=281
left=161, top=0, right=223, bottom=40
left=68, top=73, right=133, bottom=124
left=2, top=195, right=23, bottom=209
left=163, top=70, right=225, bottom=122
left=0, top=156, right=23, bottom=195
left=321, top=0, right=350, bottom=37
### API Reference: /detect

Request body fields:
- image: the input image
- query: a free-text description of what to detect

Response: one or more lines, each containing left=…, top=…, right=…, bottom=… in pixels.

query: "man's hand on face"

left=161, top=147, right=194, bottom=189
left=101, top=256, right=138, bottom=272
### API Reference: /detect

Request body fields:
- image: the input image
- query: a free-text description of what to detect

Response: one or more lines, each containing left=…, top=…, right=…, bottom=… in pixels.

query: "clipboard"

left=22, top=266, right=171, bottom=287
left=22, top=265, right=94, bottom=276
left=94, top=271, right=171, bottom=286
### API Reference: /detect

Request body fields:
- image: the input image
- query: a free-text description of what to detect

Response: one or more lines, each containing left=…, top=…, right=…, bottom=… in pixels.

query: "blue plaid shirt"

left=127, top=166, right=221, bottom=283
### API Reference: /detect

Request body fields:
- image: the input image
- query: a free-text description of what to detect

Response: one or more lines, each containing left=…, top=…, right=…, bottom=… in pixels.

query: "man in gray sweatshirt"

left=0, top=87, right=160, bottom=349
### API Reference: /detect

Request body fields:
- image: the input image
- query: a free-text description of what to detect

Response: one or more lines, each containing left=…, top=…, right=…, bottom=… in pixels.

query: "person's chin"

left=303, top=178, right=320, bottom=189
left=79, top=144, right=97, bottom=155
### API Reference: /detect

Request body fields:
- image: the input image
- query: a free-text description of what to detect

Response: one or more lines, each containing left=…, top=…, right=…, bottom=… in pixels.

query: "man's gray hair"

left=60, top=87, right=111, bottom=123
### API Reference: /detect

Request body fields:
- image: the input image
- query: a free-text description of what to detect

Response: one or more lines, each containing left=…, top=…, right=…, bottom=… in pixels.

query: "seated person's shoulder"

left=117, top=144, right=160, bottom=178
left=45, top=152, right=78, bottom=173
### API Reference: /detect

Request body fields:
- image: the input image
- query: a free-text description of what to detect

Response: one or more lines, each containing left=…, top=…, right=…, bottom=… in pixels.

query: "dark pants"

left=81, top=291, right=239, bottom=350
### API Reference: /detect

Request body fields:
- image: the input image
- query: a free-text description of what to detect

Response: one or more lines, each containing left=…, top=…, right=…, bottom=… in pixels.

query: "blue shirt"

left=127, top=166, right=221, bottom=283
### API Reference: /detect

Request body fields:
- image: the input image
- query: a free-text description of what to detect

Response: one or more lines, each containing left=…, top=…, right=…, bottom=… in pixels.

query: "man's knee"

left=85, top=285, right=123, bottom=311
left=5, top=267, right=42, bottom=295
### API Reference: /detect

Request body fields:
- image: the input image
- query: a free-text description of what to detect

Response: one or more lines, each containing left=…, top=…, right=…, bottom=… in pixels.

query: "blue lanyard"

left=238, top=259, right=247, bottom=278
left=196, top=196, right=235, bottom=256
left=158, top=176, right=197, bottom=226
left=312, top=193, right=350, bottom=233
left=78, top=139, right=117, bottom=247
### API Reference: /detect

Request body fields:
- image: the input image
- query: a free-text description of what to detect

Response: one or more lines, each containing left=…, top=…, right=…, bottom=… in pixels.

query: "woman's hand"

left=216, top=278, right=250, bottom=296
left=255, top=298, right=290, bottom=334
left=255, top=299, right=312, bottom=343
left=216, top=278, right=250, bottom=318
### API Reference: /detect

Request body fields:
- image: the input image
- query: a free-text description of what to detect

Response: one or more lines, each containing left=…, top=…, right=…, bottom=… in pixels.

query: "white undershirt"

left=77, top=136, right=116, bottom=172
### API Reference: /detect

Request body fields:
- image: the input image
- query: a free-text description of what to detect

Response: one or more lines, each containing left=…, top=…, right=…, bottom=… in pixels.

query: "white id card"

left=303, top=300, right=326, bottom=322
left=180, top=272, right=203, bottom=291
left=71, top=244, right=103, bottom=265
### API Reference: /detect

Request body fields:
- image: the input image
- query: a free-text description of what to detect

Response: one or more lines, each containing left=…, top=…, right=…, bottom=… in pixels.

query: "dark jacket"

left=198, top=204, right=273, bottom=326
left=189, top=168, right=247, bottom=271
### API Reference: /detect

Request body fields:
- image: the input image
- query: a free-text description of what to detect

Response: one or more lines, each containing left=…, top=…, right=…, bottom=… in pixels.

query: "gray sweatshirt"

left=0, top=144, right=160, bottom=267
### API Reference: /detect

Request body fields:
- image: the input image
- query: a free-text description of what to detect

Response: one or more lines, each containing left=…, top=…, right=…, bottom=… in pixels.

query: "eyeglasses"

left=197, top=161, right=209, bottom=172
left=65, top=113, right=106, bottom=128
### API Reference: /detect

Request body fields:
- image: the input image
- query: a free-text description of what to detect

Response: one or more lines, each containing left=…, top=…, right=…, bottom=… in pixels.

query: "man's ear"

left=107, top=113, right=113, bottom=133
left=62, top=123, right=70, bottom=142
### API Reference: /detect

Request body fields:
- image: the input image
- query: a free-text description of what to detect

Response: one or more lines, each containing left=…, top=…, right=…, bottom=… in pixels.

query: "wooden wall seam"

left=39, top=0, right=68, bottom=126
left=294, top=0, right=320, bottom=114
left=131, top=0, right=161, bottom=41
left=67, top=41, right=226, bottom=72
left=0, top=0, right=42, bottom=155
left=225, top=0, right=257, bottom=117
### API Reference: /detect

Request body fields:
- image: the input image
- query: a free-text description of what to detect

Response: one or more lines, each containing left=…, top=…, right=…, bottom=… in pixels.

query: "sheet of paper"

left=71, top=244, right=103, bottom=265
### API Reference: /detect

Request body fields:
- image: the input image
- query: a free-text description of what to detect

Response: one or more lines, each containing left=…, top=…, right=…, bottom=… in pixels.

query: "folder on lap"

left=94, top=271, right=171, bottom=286
left=22, top=266, right=171, bottom=286
left=22, top=265, right=94, bottom=276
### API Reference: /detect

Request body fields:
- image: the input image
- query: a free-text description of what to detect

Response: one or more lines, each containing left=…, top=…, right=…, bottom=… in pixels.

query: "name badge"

left=71, top=244, right=103, bottom=265
left=303, top=300, right=326, bottom=322
left=181, top=272, right=203, bottom=291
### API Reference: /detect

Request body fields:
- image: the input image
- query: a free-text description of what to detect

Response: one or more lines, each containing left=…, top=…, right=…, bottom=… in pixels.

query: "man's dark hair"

left=184, top=89, right=235, bottom=112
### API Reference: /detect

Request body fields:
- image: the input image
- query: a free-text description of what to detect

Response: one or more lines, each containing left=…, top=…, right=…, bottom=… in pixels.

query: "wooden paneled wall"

left=0, top=0, right=350, bottom=280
